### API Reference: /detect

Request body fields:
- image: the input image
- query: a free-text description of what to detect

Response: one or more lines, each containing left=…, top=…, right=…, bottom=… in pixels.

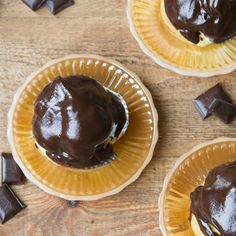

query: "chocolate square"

left=209, top=98, right=236, bottom=124
left=67, top=200, right=79, bottom=208
left=1, top=153, right=24, bottom=184
left=46, top=0, right=74, bottom=15
left=0, top=184, right=26, bottom=224
left=193, top=84, right=231, bottom=119
left=22, top=0, right=45, bottom=11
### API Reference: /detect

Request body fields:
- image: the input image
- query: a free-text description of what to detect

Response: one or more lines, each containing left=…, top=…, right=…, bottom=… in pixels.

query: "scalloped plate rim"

left=7, top=54, right=158, bottom=201
left=127, top=0, right=236, bottom=77
left=159, top=137, right=236, bottom=235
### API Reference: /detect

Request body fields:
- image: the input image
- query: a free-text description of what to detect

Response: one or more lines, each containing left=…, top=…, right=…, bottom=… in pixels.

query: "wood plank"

left=0, top=0, right=236, bottom=235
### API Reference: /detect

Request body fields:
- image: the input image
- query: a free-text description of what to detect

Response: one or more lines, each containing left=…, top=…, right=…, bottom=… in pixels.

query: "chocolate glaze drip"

left=190, top=161, right=236, bottom=236
left=164, top=0, right=236, bottom=44
left=32, top=75, right=127, bottom=169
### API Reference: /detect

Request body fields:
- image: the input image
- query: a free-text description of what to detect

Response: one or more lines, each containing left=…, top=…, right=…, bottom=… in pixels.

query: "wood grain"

left=0, top=0, right=236, bottom=235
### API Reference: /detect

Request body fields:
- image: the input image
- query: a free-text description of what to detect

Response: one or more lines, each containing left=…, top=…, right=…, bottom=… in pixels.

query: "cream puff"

left=190, top=161, right=236, bottom=236
left=32, top=75, right=129, bottom=169
left=164, top=0, right=236, bottom=47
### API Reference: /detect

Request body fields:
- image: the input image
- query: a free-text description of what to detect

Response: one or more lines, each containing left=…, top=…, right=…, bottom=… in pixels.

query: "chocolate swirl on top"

left=32, top=75, right=128, bottom=169
left=190, top=161, right=236, bottom=236
left=164, top=0, right=236, bottom=44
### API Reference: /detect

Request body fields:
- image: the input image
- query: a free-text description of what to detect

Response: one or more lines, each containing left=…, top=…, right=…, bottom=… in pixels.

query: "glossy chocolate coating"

left=164, top=0, right=236, bottom=44
left=32, top=75, right=127, bottom=169
left=190, top=161, right=236, bottom=236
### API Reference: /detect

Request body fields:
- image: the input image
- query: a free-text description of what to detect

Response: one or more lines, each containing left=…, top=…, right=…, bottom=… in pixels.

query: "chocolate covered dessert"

left=190, top=161, right=236, bottom=236
left=164, top=0, right=236, bottom=46
left=32, top=75, right=128, bottom=169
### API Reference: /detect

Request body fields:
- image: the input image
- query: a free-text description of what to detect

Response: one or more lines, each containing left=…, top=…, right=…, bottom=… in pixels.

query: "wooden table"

left=0, top=0, right=236, bottom=235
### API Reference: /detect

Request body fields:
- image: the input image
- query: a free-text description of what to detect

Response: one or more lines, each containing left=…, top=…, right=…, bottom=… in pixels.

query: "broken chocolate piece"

left=67, top=201, right=78, bottom=208
left=1, top=153, right=24, bottom=184
left=46, top=0, right=74, bottom=15
left=22, top=0, right=45, bottom=11
left=0, top=184, right=26, bottom=224
left=209, top=98, right=236, bottom=124
left=193, top=84, right=231, bottom=119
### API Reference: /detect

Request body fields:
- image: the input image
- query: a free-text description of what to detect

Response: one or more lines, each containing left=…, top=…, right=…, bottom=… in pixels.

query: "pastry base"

left=191, top=214, right=205, bottom=236
left=191, top=214, right=220, bottom=236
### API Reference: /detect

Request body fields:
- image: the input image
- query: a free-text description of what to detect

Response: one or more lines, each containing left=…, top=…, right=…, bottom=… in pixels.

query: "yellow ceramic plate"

left=7, top=55, right=158, bottom=200
left=127, top=0, right=236, bottom=77
left=159, top=137, right=236, bottom=235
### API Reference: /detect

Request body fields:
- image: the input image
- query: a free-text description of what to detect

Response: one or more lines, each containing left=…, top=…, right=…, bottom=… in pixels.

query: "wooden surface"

left=0, top=0, right=236, bottom=235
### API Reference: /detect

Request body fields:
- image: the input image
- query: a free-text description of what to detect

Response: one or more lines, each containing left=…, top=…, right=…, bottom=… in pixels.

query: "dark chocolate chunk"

left=67, top=200, right=79, bottom=208
left=22, top=0, right=45, bottom=11
left=209, top=98, right=236, bottom=124
left=1, top=153, right=24, bottom=184
left=46, top=0, right=74, bottom=15
left=193, top=84, right=231, bottom=119
left=0, top=184, right=26, bottom=224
